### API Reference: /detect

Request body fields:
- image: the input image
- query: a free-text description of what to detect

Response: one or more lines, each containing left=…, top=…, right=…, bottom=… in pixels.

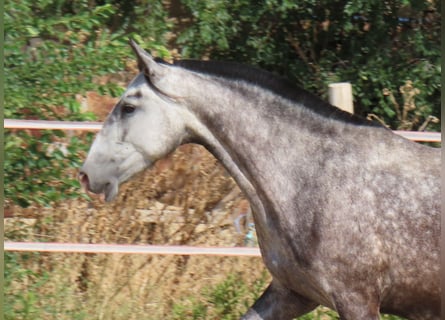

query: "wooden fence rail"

left=4, top=242, right=261, bottom=256
left=4, top=119, right=441, bottom=142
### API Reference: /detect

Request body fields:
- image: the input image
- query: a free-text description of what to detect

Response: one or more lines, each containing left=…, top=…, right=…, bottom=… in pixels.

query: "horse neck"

left=189, top=79, right=347, bottom=168
left=185, top=79, right=351, bottom=224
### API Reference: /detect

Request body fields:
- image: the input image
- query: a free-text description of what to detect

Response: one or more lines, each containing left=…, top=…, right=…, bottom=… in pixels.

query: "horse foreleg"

left=240, top=280, right=318, bottom=320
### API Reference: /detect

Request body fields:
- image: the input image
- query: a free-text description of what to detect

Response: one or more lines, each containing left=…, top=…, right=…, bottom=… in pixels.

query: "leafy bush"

left=177, top=0, right=440, bottom=130
left=172, top=272, right=268, bottom=320
left=4, top=251, right=89, bottom=320
left=4, top=0, right=171, bottom=207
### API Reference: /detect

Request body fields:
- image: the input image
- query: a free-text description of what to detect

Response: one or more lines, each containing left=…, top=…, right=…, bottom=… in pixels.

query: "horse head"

left=79, top=41, right=195, bottom=201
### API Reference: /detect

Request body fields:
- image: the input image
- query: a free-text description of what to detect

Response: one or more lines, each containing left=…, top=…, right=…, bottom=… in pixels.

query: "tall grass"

left=5, top=145, right=266, bottom=319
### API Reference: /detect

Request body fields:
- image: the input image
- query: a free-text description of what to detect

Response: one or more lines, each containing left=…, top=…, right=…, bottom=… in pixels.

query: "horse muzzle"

left=78, top=170, right=119, bottom=202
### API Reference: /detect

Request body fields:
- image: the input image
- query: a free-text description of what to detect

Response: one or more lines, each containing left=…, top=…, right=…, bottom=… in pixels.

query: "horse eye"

left=122, top=105, right=136, bottom=114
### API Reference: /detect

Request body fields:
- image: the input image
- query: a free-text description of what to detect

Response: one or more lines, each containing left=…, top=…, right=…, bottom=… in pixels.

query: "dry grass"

left=5, top=144, right=269, bottom=319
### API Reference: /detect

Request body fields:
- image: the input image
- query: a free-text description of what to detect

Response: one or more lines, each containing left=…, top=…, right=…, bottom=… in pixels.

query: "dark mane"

left=172, top=59, right=379, bottom=127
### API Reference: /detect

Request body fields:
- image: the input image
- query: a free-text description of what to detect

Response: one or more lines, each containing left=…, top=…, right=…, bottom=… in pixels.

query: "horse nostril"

left=79, top=171, right=90, bottom=191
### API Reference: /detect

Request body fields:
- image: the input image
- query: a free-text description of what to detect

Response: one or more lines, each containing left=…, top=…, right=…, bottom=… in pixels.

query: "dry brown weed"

left=5, top=144, right=268, bottom=319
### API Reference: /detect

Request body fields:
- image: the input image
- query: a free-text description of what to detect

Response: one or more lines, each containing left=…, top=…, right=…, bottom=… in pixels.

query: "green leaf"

left=25, top=26, right=39, bottom=37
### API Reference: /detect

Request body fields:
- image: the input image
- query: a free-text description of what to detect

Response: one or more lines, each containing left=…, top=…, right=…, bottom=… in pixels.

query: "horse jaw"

left=80, top=130, right=151, bottom=202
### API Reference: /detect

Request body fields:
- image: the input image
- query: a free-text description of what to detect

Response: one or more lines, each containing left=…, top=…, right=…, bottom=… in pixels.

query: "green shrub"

left=4, top=252, right=50, bottom=320
left=177, top=0, right=440, bottom=130
left=4, top=0, right=171, bottom=207
left=172, top=272, right=268, bottom=320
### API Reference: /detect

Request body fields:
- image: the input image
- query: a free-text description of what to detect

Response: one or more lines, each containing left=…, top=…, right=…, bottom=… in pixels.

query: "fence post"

left=328, top=82, right=354, bottom=114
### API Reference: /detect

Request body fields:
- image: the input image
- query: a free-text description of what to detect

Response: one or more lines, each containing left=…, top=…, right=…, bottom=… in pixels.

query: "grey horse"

left=79, top=40, right=440, bottom=320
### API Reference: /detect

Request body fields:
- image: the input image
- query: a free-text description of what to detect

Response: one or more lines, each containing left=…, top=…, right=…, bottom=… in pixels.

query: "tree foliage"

left=177, top=0, right=441, bottom=129
left=4, top=0, right=170, bottom=207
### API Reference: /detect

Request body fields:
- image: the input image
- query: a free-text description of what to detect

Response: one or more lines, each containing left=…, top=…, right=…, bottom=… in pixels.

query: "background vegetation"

left=4, top=0, right=440, bottom=319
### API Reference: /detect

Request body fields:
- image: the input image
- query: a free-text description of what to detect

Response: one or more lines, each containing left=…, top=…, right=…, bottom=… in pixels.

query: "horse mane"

left=171, top=59, right=380, bottom=127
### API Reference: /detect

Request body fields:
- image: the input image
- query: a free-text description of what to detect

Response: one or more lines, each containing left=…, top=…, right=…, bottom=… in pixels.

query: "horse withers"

left=79, top=40, right=440, bottom=320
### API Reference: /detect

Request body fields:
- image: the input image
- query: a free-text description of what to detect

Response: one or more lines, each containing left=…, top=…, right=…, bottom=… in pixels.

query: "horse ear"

left=129, top=39, right=167, bottom=80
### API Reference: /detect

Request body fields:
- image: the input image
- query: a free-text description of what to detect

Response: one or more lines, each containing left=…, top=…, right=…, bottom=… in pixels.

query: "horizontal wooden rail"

left=4, top=242, right=262, bottom=257
left=393, top=130, right=441, bottom=142
left=4, top=119, right=441, bottom=142
left=4, top=119, right=103, bottom=131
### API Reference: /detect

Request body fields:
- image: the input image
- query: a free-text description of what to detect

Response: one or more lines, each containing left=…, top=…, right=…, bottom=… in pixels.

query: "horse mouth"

left=79, top=172, right=119, bottom=202
left=79, top=149, right=149, bottom=202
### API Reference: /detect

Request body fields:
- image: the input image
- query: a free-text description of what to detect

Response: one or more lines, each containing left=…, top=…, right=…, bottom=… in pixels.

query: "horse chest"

left=254, top=220, right=330, bottom=302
